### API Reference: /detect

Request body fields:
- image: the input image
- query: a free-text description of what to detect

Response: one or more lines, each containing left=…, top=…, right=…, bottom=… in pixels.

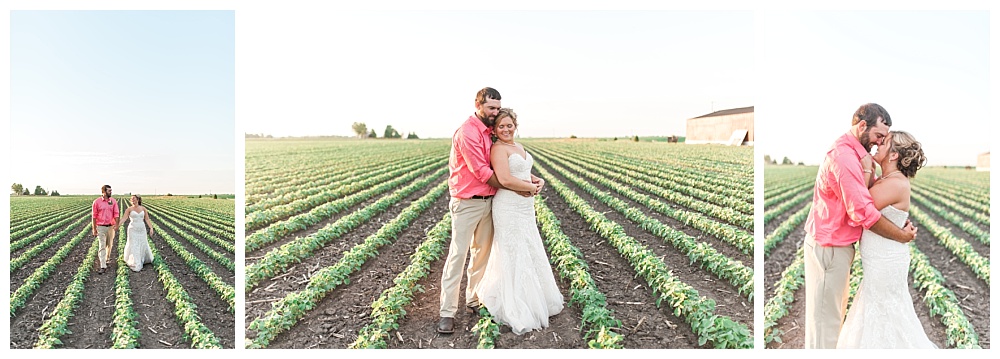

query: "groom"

left=92, top=184, right=120, bottom=275
left=437, top=87, right=543, bottom=334
left=802, top=103, right=918, bottom=348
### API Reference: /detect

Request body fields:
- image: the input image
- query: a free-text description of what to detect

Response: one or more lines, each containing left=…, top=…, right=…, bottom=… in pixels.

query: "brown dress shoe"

left=437, top=317, right=455, bottom=334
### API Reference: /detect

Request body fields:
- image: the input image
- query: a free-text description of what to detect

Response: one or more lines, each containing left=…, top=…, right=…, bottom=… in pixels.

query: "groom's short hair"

left=101, top=184, right=111, bottom=193
left=476, top=87, right=501, bottom=105
left=852, top=103, right=892, bottom=127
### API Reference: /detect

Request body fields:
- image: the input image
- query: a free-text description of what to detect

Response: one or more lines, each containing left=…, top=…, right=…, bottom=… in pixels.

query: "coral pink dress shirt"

left=449, top=115, right=497, bottom=199
left=804, top=133, right=882, bottom=246
left=92, top=197, right=120, bottom=226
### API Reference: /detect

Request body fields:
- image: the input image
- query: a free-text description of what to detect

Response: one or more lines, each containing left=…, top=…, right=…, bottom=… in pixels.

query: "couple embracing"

left=804, top=103, right=934, bottom=349
left=437, top=87, right=564, bottom=335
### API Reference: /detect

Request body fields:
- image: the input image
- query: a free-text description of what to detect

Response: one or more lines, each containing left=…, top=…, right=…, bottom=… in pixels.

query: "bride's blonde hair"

left=888, top=131, right=926, bottom=178
left=495, top=108, right=518, bottom=128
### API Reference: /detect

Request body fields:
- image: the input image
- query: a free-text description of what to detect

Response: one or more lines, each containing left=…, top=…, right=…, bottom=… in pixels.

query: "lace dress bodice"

left=128, top=210, right=146, bottom=230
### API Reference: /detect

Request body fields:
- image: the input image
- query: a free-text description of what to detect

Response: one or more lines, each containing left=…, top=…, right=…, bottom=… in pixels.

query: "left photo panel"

left=9, top=11, right=236, bottom=348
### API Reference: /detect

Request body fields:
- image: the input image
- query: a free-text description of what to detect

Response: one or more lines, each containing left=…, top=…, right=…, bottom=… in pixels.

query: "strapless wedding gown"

left=475, top=151, right=564, bottom=335
left=124, top=210, right=154, bottom=272
left=837, top=205, right=937, bottom=349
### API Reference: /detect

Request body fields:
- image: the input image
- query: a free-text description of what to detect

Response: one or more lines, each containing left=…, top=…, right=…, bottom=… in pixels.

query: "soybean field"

left=9, top=195, right=236, bottom=348
left=244, top=138, right=754, bottom=349
left=762, top=166, right=990, bottom=349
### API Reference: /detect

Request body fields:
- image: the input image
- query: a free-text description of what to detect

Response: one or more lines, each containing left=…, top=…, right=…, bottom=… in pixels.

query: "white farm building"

left=685, top=106, right=754, bottom=146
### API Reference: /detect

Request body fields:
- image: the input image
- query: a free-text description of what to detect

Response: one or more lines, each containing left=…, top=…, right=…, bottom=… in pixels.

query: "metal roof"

left=692, top=106, right=754, bottom=119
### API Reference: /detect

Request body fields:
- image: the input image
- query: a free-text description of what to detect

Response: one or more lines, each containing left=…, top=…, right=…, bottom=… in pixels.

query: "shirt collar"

left=469, top=114, right=492, bottom=134
left=841, top=132, right=870, bottom=159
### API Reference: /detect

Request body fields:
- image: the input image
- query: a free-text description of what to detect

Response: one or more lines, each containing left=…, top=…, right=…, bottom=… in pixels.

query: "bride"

left=120, top=194, right=155, bottom=272
left=475, top=108, right=564, bottom=334
left=836, top=131, right=935, bottom=349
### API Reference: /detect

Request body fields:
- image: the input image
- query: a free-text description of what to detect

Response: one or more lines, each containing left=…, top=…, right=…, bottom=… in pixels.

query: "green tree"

left=22, top=188, right=30, bottom=196
left=407, top=132, right=419, bottom=139
left=50, top=190, right=60, bottom=196
left=34, top=185, right=47, bottom=196
left=368, top=129, right=377, bottom=138
left=764, top=155, right=772, bottom=164
left=383, top=125, right=401, bottom=139
left=782, top=156, right=793, bottom=165
left=352, top=122, right=368, bottom=138
left=11, top=183, right=23, bottom=196
left=632, top=135, right=640, bottom=142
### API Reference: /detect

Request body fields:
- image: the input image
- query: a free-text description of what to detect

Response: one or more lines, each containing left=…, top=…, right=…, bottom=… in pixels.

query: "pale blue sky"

left=10, top=10, right=235, bottom=195
left=239, top=10, right=754, bottom=139
left=759, top=10, right=990, bottom=166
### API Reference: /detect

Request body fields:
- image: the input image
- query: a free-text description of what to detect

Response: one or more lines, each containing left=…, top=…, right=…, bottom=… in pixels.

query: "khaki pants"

left=96, top=225, right=116, bottom=269
left=803, top=234, right=855, bottom=349
left=439, top=197, right=493, bottom=317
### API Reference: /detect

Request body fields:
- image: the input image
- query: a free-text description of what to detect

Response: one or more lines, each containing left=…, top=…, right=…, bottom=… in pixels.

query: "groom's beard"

left=859, top=128, right=873, bottom=152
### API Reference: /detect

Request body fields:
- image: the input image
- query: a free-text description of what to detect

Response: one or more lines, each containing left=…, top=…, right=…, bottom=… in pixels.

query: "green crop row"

left=763, top=190, right=812, bottom=226
left=909, top=245, right=980, bottom=348
left=763, top=182, right=813, bottom=208
left=542, top=146, right=753, bottom=204
left=763, top=203, right=811, bottom=257
left=536, top=155, right=754, bottom=300
left=245, top=181, right=448, bottom=348
left=148, top=241, right=222, bottom=348
left=350, top=214, right=452, bottom=349
left=245, top=158, right=443, bottom=232
left=536, top=147, right=753, bottom=215
left=153, top=215, right=234, bottom=271
left=535, top=196, right=624, bottom=348
left=536, top=164, right=752, bottom=348
left=244, top=169, right=446, bottom=291
left=33, top=239, right=100, bottom=348
left=911, top=192, right=989, bottom=246
left=912, top=187, right=989, bottom=226
left=110, top=226, right=142, bottom=348
left=247, top=156, right=439, bottom=214
left=152, top=222, right=235, bottom=312
left=762, top=248, right=804, bottom=345
left=910, top=206, right=990, bottom=286
left=10, top=207, right=88, bottom=243
left=147, top=204, right=235, bottom=253
left=11, top=215, right=91, bottom=272
left=11, top=224, right=91, bottom=317
left=244, top=165, right=446, bottom=253
left=536, top=147, right=754, bottom=233
left=472, top=307, right=501, bottom=349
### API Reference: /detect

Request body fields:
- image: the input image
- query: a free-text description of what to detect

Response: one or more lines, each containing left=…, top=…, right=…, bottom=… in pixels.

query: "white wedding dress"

left=123, top=210, right=154, bottom=272
left=837, top=205, right=937, bottom=349
left=476, top=151, right=564, bottom=335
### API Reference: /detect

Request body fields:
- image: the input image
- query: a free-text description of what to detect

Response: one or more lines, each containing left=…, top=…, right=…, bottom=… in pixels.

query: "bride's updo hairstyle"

left=889, top=131, right=926, bottom=178
left=134, top=195, right=142, bottom=206
left=495, top=108, right=518, bottom=128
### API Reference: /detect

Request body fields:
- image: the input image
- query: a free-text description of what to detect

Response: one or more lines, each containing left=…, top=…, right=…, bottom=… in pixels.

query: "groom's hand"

left=899, top=221, right=918, bottom=243
left=531, top=177, right=545, bottom=193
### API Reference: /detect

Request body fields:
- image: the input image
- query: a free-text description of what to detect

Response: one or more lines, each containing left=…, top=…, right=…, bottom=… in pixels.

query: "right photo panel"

left=761, top=11, right=990, bottom=349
